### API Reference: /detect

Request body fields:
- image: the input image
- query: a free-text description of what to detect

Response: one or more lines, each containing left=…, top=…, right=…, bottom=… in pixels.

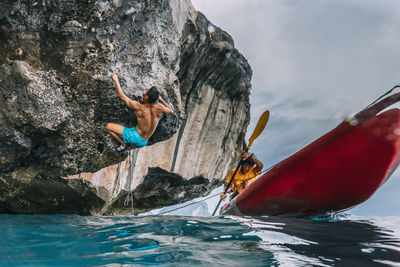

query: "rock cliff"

left=0, top=0, right=252, bottom=214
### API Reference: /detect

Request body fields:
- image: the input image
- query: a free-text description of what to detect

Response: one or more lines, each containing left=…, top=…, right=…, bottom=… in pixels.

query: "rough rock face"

left=0, top=0, right=252, bottom=214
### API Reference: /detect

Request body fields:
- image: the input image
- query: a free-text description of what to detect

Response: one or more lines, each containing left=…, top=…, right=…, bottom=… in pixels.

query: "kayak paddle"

left=211, top=110, right=270, bottom=216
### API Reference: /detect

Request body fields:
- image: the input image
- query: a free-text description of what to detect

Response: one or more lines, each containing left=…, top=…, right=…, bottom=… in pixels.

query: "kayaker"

left=220, top=151, right=263, bottom=200
left=106, top=73, right=174, bottom=152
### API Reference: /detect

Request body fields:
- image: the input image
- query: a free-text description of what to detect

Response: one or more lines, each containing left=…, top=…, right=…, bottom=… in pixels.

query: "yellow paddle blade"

left=247, top=110, right=270, bottom=149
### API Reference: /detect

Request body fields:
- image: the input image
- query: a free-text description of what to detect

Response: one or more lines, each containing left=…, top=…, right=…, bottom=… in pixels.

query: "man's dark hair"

left=148, top=86, right=160, bottom=103
left=243, top=157, right=255, bottom=166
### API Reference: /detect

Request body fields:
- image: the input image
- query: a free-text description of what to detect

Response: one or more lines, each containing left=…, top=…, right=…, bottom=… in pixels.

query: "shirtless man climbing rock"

left=106, top=73, right=174, bottom=152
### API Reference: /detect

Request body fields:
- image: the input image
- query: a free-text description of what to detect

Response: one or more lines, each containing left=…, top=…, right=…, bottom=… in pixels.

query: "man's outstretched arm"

left=110, top=73, right=139, bottom=110
left=158, top=96, right=173, bottom=114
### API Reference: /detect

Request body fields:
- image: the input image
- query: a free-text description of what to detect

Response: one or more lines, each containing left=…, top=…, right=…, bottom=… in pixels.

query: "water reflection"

left=234, top=215, right=400, bottom=266
left=1, top=214, right=399, bottom=266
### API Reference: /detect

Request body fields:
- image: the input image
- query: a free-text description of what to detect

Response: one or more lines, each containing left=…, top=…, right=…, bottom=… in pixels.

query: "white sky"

left=192, top=0, right=400, bottom=216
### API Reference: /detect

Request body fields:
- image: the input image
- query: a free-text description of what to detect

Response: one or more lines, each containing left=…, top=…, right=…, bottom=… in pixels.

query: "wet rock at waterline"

left=0, top=0, right=252, bottom=214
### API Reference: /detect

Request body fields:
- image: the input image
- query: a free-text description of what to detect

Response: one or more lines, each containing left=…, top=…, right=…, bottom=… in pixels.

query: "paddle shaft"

left=211, top=150, right=247, bottom=216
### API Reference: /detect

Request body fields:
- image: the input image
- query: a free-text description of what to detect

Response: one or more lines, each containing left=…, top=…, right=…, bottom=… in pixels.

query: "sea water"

left=1, top=212, right=400, bottom=266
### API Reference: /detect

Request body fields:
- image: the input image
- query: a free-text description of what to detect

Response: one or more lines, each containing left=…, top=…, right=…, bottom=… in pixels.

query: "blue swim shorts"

left=122, top=127, right=148, bottom=148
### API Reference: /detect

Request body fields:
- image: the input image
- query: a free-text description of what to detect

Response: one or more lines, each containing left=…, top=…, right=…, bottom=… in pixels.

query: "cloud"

left=193, top=0, right=400, bottom=105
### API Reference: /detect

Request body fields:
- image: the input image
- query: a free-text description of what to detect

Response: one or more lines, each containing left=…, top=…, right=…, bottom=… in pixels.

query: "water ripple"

left=1, top=214, right=400, bottom=266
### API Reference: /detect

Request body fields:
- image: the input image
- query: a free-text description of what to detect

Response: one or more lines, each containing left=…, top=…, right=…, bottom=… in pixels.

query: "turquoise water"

left=1, top=214, right=400, bottom=266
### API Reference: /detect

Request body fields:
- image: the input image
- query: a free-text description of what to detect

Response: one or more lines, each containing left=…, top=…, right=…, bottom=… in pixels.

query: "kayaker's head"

left=144, top=86, right=159, bottom=104
left=240, top=157, right=255, bottom=173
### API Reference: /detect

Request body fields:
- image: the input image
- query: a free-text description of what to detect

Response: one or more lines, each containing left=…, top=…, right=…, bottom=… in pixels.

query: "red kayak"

left=221, top=89, right=400, bottom=216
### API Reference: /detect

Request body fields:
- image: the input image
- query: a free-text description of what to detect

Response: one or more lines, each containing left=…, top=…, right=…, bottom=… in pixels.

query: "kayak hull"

left=221, top=108, right=400, bottom=216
